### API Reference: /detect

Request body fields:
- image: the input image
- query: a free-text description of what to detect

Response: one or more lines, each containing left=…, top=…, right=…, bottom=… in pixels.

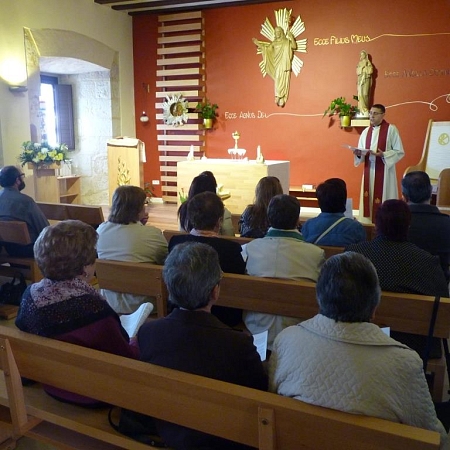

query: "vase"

left=340, top=116, right=351, bottom=127
left=203, top=118, right=213, bottom=129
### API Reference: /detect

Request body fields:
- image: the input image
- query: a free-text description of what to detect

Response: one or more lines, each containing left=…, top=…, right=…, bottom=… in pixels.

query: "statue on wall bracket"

left=356, top=50, right=374, bottom=117
left=252, top=8, right=307, bottom=107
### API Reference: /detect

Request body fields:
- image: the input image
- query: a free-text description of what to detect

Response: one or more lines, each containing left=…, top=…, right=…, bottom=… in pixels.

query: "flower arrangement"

left=323, top=96, right=359, bottom=118
left=18, top=141, right=68, bottom=167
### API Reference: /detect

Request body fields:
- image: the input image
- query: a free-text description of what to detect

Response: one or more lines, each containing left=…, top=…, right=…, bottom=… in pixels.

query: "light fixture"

left=9, top=85, right=28, bottom=93
left=140, top=111, right=149, bottom=123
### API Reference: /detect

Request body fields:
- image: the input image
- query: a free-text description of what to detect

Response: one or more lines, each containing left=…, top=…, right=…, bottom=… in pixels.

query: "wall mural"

left=252, top=8, right=307, bottom=107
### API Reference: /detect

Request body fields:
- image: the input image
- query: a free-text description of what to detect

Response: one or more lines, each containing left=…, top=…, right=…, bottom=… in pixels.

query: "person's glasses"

left=369, top=111, right=384, bottom=116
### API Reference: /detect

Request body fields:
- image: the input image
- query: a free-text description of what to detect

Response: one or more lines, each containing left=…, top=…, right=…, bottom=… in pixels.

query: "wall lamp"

left=9, top=85, right=28, bottom=93
left=140, top=112, right=149, bottom=123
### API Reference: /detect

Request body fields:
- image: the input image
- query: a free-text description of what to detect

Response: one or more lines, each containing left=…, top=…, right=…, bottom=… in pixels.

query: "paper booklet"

left=120, top=302, right=154, bottom=338
left=252, top=330, right=268, bottom=362
left=342, top=144, right=376, bottom=156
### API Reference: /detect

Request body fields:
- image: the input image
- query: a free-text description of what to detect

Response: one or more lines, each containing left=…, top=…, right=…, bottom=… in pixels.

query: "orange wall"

left=133, top=0, right=450, bottom=202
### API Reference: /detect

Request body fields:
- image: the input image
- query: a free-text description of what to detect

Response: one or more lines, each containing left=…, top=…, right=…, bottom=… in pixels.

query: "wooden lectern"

left=107, top=138, right=145, bottom=203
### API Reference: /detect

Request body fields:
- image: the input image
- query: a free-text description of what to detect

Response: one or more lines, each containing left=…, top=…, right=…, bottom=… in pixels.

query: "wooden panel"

left=157, top=134, right=202, bottom=142
left=156, top=79, right=203, bottom=87
left=159, top=155, right=188, bottom=162
left=156, top=90, right=203, bottom=98
left=156, top=67, right=204, bottom=77
left=157, top=45, right=203, bottom=55
left=157, top=12, right=205, bottom=201
left=158, top=34, right=202, bottom=44
left=158, top=23, right=202, bottom=33
left=159, top=144, right=204, bottom=151
left=156, top=103, right=198, bottom=111
left=156, top=124, right=201, bottom=131
left=158, top=11, right=203, bottom=22
left=157, top=56, right=202, bottom=66
left=156, top=112, right=199, bottom=119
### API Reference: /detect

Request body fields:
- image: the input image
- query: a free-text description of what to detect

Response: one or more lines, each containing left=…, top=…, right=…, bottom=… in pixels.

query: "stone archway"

left=24, top=28, right=120, bottom=205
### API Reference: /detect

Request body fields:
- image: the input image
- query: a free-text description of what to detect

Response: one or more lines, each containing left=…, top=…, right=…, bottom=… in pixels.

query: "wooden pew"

left=162, top=229, right=344, bottom=259
left=36, top=202, right=105, bottom=228
left=0, top=221, right=42, bottom=282
left=95, top=260, right=450, bottom=401
left=0, top=326, right=440, bottom=450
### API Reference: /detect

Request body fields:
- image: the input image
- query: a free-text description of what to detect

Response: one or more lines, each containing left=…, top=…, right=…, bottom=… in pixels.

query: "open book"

left=342, top=144, right=376, bottom=156
left=120, top=302, right=154, bottom=338
left=252, top=330, right=268, bottom=361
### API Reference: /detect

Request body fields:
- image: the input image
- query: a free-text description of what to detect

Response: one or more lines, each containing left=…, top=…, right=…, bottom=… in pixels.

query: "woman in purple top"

left=16, top=220, right=138, bottom=406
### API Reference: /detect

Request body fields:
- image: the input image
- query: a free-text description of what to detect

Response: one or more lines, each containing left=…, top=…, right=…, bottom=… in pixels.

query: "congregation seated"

left=242, top=194, right=325, bottom=349
left=269, top=252, right=448, bottom=449
left=15, top=220, right=138, bottom=406
left=97, top=185, right=168, bottom=314
left=402, top=171, right=450, bottom=282
left=170, top=191, right=245, bottom=326
left=178, top=171, right=234, bottom=236
left=346, top=199, right=449, bottom=358
left=301, top=178, right=366, bottom=246
left=239, top=176, right=283, bottom=238
left=0, top=165, right=49, bottom=257
left=138, top=242, right=267, bottom=449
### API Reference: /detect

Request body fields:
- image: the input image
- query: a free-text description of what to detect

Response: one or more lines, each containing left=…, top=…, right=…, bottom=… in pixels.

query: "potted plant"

left=323, top=96, right=359, bottom=127
left=195, top=99, right=219, bottom=129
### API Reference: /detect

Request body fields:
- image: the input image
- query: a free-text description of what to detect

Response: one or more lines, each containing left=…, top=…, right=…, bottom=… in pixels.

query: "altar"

left=177, top=159, right=290, bottom=214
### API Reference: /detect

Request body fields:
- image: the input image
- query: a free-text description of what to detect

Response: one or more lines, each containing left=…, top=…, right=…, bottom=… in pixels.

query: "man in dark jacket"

left=402, top=170, right=450, bottom=282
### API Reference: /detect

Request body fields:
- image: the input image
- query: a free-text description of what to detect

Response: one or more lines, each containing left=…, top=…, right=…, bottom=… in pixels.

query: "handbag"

left=108, top=407, right=167, bottom=447
left=0, top=272, right=27, bottom=306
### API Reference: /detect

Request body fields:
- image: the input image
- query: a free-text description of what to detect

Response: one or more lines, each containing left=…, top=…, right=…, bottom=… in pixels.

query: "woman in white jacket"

left=269, top=252, right=449, bottom=449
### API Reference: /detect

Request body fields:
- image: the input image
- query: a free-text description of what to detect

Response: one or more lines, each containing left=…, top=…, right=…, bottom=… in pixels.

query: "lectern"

left=107, top=138, right=145, bottom=203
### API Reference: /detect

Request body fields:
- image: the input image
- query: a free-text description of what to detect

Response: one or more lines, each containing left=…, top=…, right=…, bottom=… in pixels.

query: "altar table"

left=177, top=159, right=290, bottom=214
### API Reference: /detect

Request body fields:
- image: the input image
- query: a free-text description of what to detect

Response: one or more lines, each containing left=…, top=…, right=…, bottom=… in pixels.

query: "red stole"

left=363, top=120, right=389, bottom=221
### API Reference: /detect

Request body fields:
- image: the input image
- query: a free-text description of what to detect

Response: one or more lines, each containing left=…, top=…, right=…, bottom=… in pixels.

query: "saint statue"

left=253, top=8, right=307, bottom=108
left=356, top=50, right=373, bottom=117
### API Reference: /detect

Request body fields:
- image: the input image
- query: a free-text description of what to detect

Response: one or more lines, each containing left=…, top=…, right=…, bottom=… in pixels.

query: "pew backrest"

left=36, top=202, right=105, bottom=228
left=0, top=325, right=440, bottom=450
left=95, top=259, right=167, bottom=317
left=0, top=221, right=31, bottom=245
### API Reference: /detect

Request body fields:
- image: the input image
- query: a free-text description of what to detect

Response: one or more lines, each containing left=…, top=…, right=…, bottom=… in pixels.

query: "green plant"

left=18, top=141, right=68, bottom=167
left=143, top=182, right=154, bottom=199
left=195, top=99, right=219, bottom=119
left=323, top=96, right=359, bottom=118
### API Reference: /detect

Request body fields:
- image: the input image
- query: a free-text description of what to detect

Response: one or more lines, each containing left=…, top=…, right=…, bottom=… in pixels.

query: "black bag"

left=108, top=407, right=167, bottom=447
left=0, top=272, right=27, bottom=306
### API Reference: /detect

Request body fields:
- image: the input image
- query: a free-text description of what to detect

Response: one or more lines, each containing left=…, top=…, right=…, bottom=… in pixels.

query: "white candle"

left=190, top=145, right=194, bottom=153
left=257, top=145, right=261, bottom=159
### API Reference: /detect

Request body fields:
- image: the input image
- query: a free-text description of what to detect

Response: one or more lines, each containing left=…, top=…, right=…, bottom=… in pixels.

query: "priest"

left=353, top=104, right=405, bottom=222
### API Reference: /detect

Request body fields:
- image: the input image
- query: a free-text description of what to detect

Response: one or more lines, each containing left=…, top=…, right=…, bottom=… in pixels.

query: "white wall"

left=0, top=0, right=135, bottom=202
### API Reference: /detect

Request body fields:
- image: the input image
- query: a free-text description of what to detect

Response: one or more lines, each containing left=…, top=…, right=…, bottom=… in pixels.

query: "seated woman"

left=270, top=252, right=448, bottom=449
left=170, top=191, right=245, bottom=326
left=16, top=220, right=138, bottom=406
left=178, top=171, right=234, bottom=236
left=239, top=176, right=283, bottom=238
left=302, top=178, right=366, bottom=246
left=97, top=185, right=168, bottom=314
left=346, top=199, right=449, bottom=359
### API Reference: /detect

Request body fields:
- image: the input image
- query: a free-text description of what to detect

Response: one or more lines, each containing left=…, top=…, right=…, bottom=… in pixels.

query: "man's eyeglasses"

left=369, top=111, right=384, bottom=116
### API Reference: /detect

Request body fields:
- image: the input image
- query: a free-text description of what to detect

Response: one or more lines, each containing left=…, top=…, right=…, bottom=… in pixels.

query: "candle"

left=257, top=145, right=261, bottom=159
